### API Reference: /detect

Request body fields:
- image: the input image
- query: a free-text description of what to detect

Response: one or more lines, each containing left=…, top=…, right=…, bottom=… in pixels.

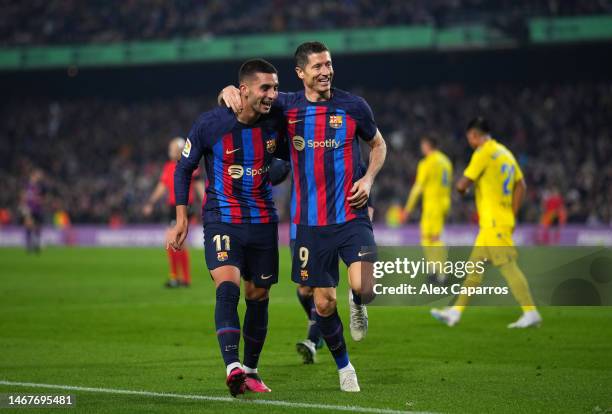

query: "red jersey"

left=160, top=161, right=198, bottom=206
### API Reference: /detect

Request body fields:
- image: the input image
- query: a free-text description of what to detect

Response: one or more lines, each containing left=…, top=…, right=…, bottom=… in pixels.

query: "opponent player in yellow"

left=402, top=136, right=452, bottom=284
left=431, top=117, right=542, bottom=328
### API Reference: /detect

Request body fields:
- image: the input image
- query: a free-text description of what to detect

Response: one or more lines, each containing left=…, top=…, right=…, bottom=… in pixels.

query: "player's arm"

left=167, top=127, right=205, bottom=251
left=458, top=149, right=486, bottom=195
left=402, top=162, right=425, bottom=220
left=142, top=182, right=167, bottom=216
left=511, top=163, right=526, bottom=216
left=219, top=86, right=290, bottom=114
left=348, top=129, right=387, bottom=208
left=456, top=176, right=473, bottom=195
left=513, top=179, right=526, bottom=216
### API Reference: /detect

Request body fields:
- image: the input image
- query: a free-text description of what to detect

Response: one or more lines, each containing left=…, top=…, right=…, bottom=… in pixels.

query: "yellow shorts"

left=469, top=227, right=517, bottom=266
left=420, top=208, right=447, bottom=244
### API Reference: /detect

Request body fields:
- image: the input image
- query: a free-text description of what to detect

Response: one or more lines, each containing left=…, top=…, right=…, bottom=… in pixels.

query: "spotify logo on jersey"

left=228, top=165, right=244, bottom=179
left=292, top=135, right=305, bottom=151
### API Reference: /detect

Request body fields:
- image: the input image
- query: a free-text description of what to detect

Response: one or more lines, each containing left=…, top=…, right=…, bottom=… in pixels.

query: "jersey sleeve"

left=415, top=160, right=428, bottom=186
left=274, top=92, right=298, bottom=111
left=353, top=97, right=378, bottom=141
left=174, top=118, right=207, bottom=205
left=463, top=148, right=488, bottom=181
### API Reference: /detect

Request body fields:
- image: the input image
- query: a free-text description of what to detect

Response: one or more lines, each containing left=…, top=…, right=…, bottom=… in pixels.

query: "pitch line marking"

left=0, top=380, right=438, bottom=414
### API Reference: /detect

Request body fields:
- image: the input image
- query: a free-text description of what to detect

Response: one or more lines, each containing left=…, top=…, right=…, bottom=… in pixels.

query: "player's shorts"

left=469, top=226, right=517, bottom=267
left=204, top=222, right=279, bottom=287
left=291, top=217, right=376, bottom=287
left=420, top=207, right=447, bottom=244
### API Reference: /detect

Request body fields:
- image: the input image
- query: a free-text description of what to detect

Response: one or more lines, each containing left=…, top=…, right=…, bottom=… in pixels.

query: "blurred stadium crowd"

left=2, top=82, right=610, bottom=226
left=2, top=0, right=612, bottom=45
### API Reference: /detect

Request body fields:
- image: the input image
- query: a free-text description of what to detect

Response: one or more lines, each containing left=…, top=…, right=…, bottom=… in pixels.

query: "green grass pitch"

left=1, top=247, right=611, bottom=413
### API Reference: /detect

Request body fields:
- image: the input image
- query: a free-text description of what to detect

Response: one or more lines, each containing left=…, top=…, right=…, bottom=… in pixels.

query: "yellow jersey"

left=414, top=150, right=453, bottom=213
left=464, top=139, right=523, bottom=228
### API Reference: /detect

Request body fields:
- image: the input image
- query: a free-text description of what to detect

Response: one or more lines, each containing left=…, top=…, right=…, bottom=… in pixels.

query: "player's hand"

left=166, top=220, right=189, bottom=251
left=142, top=203, right=153, bottom=216
left=221, top=86, right=242, bottom=114
left=347, top=176, right=372, bottom=208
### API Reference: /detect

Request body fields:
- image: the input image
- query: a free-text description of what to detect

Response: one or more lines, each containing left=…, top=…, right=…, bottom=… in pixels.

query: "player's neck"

left=304, top=87, right=331, bottom=102
left=236, top=106, right=261, bottom=125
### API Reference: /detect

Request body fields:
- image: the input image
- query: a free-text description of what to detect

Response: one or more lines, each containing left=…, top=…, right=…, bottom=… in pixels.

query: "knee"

left=245, top=286, right=269, bottom=301
left=314, top=295, right=336, bottom=316
left=297, top=285, right=313, bottom=297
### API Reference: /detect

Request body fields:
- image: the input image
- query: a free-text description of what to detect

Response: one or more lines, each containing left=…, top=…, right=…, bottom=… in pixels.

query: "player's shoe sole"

left=226, top=368, right=247, bottom=397
left=296, top=340, right=316, bottom=364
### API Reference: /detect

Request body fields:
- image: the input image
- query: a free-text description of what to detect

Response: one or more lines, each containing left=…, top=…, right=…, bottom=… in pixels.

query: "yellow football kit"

left=454, top=138, right=535, bottom=311
left=405, top=150, right=453, bottom=245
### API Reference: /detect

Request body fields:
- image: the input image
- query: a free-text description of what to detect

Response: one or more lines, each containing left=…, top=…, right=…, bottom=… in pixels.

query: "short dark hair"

left=421, top=135, right=438, bottom=148
left=238, top=58, right=277, bottom=83
left=294, top=41, right=330, bottom=68
left=466, top=117, right=491, bottom=134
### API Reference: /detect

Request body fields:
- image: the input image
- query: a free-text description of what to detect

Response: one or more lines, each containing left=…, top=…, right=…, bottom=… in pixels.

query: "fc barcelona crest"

left=329, top=115, right=343, bottom=129
left=266, top=138, right=277, bottom=154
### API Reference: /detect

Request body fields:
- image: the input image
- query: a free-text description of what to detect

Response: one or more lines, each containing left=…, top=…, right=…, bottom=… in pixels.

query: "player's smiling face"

left=298, top=51, right=333, bottom=97
left=242, top=72, right=279, bottom=115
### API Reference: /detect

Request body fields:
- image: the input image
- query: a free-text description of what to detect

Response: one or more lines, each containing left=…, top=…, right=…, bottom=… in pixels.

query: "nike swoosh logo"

left=288, top=119, right=303, bottom=124
left=357, top=251, right=372, bottom=257
left=260, top=274, right=273, bottom=280
left=226, top=148, right=241, bottom=154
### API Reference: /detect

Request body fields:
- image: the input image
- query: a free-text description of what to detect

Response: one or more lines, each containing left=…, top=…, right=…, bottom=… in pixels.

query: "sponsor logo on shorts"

left=260, top=274, right=273, bottom=280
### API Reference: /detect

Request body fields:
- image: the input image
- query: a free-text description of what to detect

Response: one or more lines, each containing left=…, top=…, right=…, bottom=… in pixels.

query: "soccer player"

left=220, top=41, right=387, bottom=391
left=431, top=117, right=542, bottom=328
left=143, top=137, right=204, bottom=288
left=401, top=136, right=453, bottom=284
left=167, top=59, right=285, bottom=396
left=20, top=169, right=45, bottom=253
left=295, top=162, right=374, bottom=365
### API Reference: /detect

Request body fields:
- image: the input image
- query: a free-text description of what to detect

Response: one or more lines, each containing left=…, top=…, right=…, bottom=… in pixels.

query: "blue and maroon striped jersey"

left=175, top=107, right=286, bottom=224
left=275, top=88, right=378, bottom=226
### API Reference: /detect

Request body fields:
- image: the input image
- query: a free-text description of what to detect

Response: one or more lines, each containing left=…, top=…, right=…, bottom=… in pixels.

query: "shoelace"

left=350, top=304, right=366, bottom=328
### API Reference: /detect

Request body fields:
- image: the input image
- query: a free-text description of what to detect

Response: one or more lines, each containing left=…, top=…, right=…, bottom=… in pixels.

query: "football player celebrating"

left=167, top=59, right=286, bottom=396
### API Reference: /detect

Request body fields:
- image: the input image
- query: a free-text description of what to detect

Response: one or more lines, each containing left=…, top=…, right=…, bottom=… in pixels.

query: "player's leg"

left=205, top=222, right=248, bottom=396
left=313, top=286, right=359, bottom=392
left=242, top=281, right=271, bottom=392
left=421, top=210, right=448, bottom=285
left=240, top=222, right=278, bottom=392
left=211, top=265, right=245, bottom=396
left=431, top=230, right=487, bottom=326
left=292, top=224, right=359, bottom=391
left=492, top=229, right=542, bottom=328
left=338, top=218, right=377, bottom=342
left=176, top=248, right=191, bottom=287
left=296, top=284, right=323, bottom=363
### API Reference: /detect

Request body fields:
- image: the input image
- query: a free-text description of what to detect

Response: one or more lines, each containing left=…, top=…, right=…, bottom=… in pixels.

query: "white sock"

left=226, top=362, right=242, bottom=377
left=243, top=366, right=258, bottom=374
left=338, top=362, right=355, bottom=374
